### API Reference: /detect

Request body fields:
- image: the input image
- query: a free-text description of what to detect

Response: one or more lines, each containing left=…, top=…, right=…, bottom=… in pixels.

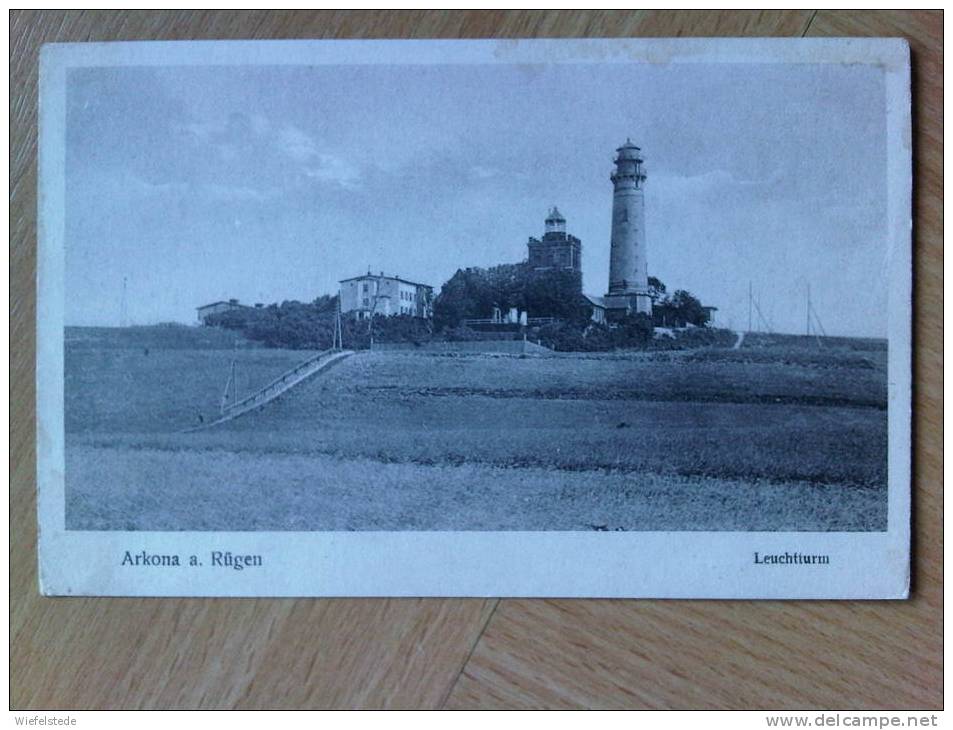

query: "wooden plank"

left=447, top=597, right=940, bottom=709
left=447, top=10, right=942, bottom=710
left=12, top=595, right=498, bottom=709
left=629, top=9, right=814, bottom=37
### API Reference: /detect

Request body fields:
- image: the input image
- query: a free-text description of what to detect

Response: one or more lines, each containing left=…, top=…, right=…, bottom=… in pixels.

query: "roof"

left=581, top=293, right=607, bottom=309
left=546, top=206, right=565, bottom=222
left=338, top=272, right=433, bottom=289
left=615, top=138, right=643, bottom=161
left=196, top=300, right=247, bottom=311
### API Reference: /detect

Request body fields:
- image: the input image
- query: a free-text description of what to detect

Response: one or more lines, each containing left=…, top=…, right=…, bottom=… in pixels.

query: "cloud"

left=304, top=154, right=362, bottom=190
left=123, top=174, right=276, bottom=203
left=203, top=183, right=276, bottom=202
left=276, top=125, right=319, bottom=162
left=174, top=115, right=362, bottom=191
left=469, top=165, right=499, bottom=180
left=653, top=169, right=783, bottom=196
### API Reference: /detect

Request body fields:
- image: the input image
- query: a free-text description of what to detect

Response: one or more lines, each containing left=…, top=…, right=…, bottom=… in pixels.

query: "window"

left=362, top=298, right=369, bottom=306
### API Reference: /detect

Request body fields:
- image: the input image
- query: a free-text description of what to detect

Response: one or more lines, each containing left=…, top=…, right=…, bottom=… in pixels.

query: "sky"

left=65, top=60, right=889, bottom=336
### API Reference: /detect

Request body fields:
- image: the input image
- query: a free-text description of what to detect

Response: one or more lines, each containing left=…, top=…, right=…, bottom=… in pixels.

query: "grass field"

left=65, top=326, right=888, bottom=531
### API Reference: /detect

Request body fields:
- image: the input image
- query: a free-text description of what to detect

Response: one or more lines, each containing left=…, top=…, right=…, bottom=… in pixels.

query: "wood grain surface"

left=10, top=10, right=942, bottom=710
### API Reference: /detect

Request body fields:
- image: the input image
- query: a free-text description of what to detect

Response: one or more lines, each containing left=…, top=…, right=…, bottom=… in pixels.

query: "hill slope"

left=65, top=344, right=888, bottom=531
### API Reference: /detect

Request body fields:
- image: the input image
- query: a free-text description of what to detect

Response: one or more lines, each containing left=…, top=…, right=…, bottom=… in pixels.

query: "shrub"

left=441, top=325, right=484, bottom=342
left=535, top=313, right=654, bottom=352
left=649, top=327, right=737, bottom=351
left=536, top=321, right=587, bottom=352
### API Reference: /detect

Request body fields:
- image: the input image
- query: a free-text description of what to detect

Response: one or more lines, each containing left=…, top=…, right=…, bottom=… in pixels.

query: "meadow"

left=65, top=326, right=888, bottom=532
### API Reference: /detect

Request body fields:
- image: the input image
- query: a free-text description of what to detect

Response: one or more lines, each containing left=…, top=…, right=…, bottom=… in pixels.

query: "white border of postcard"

left=37, top=38, right=911, bottom=598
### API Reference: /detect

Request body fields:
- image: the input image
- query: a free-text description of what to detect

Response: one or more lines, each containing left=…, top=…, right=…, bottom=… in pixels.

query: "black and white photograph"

left=36, top=38, right=912, bottom=597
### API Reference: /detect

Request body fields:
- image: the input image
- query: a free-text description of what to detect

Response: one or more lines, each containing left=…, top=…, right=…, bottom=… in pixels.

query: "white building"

left=339, top=272, right=433, bottom=320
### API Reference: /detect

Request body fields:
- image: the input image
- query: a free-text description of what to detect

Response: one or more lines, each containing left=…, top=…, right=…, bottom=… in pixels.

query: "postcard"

left=37, top=38, right=911, bottom=597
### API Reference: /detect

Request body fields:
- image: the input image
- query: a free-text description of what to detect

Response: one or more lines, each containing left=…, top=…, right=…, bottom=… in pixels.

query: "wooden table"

left=10, top=10, right=942, bottom=709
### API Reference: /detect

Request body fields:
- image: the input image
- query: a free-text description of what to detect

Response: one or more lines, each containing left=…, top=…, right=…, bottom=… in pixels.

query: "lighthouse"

left=604, top=139, right=652, bottom=316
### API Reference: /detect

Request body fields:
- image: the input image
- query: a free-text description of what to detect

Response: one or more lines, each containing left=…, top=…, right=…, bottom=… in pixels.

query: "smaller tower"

left=544, top=206, right=566, bottom=235
left=527, top=207, right=582, bottom=274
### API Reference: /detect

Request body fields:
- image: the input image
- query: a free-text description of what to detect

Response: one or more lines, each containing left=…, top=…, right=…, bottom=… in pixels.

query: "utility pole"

left=806, top=283, right=812, bottom=337
left=807, top=286, right=827, bottom=345
left=753, top=295, right=772, bottom=334
left=332, top=295, right=343, bottom=350
left=748, top=281, right=753, bottom=333
left=120, top=276, right=128, bottom=327
left=221, top=359, right=236, bottom=414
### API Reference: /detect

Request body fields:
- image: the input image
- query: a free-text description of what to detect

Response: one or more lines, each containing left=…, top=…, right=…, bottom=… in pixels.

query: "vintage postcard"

left=37, top=38, right=911, bottom=597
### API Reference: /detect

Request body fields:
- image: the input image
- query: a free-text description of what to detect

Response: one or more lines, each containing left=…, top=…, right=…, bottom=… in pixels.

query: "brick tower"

left=527, top=207, right=582, bottom=273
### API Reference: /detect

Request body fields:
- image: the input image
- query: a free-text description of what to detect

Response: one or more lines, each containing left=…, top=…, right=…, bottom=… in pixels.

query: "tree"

left=432, top=268, right=495, bottom=330
left=433, top=263, right=584, bottom=328
left=668, top=289, right=707, bottom=327
left=522, top=268, right=584, bottom=322
left=207, top=298, right=340, bottom=350
left=648, top=276, right=667, bottom=302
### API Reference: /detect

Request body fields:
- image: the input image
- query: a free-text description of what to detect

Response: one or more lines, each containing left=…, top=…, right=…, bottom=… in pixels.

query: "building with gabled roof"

left=339, top=271, right=433, bottom=320
left=196, top=299, right=251, bottom=325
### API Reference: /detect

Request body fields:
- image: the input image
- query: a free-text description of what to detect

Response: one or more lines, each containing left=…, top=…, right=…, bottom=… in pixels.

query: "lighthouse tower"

left=604, top=139, right=652, bottom=316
